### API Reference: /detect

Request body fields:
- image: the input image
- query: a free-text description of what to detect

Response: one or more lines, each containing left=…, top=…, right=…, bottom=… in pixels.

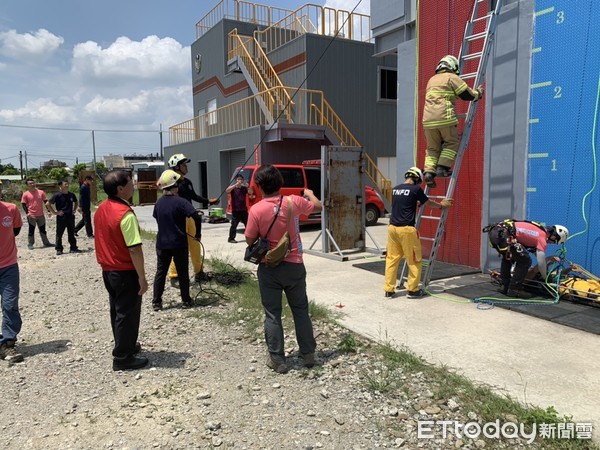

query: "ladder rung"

left=456, top=113, right=467, bottom=119
left=463, top=51, right=483, bottom=61
left=420, top=237, right=435, bottom=242
left=472, top=14, right=491, bottom=24
left=421, top=215, right=441, bottom=221
left=461, top=72, right=477, bottom=80
left=466, top=31, right=487, bottom=41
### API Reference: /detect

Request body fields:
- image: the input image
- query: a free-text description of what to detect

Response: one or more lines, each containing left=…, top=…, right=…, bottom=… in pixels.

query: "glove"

left=208, top=198, right=219, bottom=205
left=440, top=198, right=453, bottom=208
left=475, top=85, right=485, bottom=100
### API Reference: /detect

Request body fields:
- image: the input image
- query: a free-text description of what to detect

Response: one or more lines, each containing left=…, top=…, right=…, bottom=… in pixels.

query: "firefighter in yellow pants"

left=383, top=167, right=453, bottom=298
left=166, top=153, right=218, bottom=284
left=422, top=55, right=484, bottom=188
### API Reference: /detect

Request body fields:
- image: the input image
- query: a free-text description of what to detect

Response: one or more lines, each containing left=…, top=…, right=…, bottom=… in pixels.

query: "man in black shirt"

left=47, top=180, right=81, bottom=256
left=383, top=167, right=453, bottom=298
left=75, top=175, right=94, bottom=238
left=166, top=153, right=217, bottom=284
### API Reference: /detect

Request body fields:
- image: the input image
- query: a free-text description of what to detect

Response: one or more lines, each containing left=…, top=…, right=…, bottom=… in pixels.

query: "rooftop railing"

left=196, top=0, right=294, bottom=38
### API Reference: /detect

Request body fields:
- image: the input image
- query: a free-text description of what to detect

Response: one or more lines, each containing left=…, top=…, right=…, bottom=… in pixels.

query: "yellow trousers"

left=168, top=217, right=203, bottom=279
left=383, top=225, right=422, bottom=293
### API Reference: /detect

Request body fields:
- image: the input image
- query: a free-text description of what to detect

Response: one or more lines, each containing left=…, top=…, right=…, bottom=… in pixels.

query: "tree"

left=72, top=163, right=87, bottom=179
left=1, top=163, right=19, bottom=175
left=48, top=167, right=69, bottom=181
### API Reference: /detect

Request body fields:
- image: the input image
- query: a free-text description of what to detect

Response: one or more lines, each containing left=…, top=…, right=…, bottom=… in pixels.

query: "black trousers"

left=55, top=214, right=77, bottom=252
left=153, top=247, right=191, bottom=306
left=74, top=208, right=93, bottom=237
left=102, top=270, right=142, bottom=360
left=228, top=210, right=248, bottom=240
left=499, top=247, right=532, bottom=290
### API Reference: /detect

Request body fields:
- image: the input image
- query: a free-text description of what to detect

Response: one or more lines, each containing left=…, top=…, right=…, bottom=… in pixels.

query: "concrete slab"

left=134, top=205, right=600, bottom=436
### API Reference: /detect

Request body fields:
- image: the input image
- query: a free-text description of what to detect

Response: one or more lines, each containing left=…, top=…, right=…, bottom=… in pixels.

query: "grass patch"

left=183, top=255, right=599, bottom=449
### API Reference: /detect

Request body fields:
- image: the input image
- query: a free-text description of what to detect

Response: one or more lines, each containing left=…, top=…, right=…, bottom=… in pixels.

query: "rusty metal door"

left=322, top=146, right=365, bottom=252
left=137, top=168, right=158, bottom=205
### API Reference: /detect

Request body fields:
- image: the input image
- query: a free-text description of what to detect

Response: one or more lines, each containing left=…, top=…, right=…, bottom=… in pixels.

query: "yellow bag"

left=265, top=197, right=292, bottom=267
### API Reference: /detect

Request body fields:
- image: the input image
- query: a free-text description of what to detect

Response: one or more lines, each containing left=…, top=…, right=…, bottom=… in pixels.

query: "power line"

left=0, top=123, right=160, bottom=133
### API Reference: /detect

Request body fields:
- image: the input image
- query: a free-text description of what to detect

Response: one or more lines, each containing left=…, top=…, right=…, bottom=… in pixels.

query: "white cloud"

left=0, top=97, right=76, bottom=122
left=72, top=35, right=189, bottom=83
left=324, top=0, right=370, bottom=15
left=0, top=28, right=64, bottom=61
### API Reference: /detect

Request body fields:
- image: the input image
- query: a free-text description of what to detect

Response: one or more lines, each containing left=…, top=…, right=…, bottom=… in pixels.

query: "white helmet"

left=404, top=167, right=423, bottom=184
left=551, top=224, right=569, bottom=244
left=436, top=55, right=460, bottom=75
left=157, top=169, right=181, bottom=190
left=168, top=153, right=190, bottom=169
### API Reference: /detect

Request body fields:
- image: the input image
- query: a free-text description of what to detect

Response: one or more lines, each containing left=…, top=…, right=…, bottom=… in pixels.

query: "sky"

left=0, top=0, right=369, bottom=170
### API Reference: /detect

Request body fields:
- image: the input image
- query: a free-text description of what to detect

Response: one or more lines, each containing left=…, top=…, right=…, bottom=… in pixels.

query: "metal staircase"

left=400, top=0, right=503, bottom=289
left=228, top=10, right=392, bottom=208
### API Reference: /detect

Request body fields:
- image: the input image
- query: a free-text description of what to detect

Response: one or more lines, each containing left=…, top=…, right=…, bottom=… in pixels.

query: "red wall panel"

left=417, top=0, right=485, bottom=268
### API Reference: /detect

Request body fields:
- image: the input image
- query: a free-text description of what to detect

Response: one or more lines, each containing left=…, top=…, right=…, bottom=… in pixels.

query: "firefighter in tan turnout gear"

left=422, top=55, right=485, bottom=188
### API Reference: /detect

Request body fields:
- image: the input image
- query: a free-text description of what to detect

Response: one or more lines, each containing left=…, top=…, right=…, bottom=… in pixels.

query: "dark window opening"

left=380, top=69, right=397, bottom=100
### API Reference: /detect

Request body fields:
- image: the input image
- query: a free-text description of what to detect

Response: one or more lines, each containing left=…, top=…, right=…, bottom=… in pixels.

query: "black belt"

left=391, top=224, right=413, bottom=227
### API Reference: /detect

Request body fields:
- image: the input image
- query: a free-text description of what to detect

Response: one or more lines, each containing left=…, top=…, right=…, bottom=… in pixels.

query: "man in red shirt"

left=0, top=199, right=24, bottom=363
left=21, top=178, right=53, bottom=249
left=94, top=170, right=148, bottom=371
left=487, top=220, right=569, bottom=298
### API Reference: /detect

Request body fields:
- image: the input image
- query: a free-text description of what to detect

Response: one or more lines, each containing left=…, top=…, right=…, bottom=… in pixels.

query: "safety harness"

left=482, top=219, right=546, bottom=255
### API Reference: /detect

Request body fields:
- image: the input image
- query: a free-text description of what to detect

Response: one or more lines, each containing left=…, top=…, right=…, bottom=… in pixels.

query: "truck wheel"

left=365, top=204, right=379, bottom=227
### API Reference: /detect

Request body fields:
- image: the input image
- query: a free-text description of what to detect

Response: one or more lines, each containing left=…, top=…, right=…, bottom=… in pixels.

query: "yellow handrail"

left=255, top=3, right=371, bottom=53
left=196, top=0, right=294, bottom=39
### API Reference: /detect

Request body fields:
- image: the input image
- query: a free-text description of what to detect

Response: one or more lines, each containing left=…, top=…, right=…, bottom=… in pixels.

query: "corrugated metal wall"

left=417, top=0, right=485, bottom=268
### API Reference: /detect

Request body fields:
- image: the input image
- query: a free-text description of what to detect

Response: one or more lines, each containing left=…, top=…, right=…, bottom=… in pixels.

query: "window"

left=207, top=98, right=217, bottom=126
left=304, top=167, right=321, bottom=194
left=378, top=67, right=397, bottom=101
left=279, top=168, right=305, bottom=188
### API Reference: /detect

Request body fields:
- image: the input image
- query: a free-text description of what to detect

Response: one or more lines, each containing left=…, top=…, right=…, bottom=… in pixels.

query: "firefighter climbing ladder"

left=400, top=0, right=503, bottom=289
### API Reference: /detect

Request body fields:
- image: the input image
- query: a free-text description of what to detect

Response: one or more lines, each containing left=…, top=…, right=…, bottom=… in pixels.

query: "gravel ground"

left=2, top=217, right=545, bottom=449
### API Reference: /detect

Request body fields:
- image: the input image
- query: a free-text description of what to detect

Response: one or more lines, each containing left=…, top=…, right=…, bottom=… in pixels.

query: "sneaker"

left=87, top=235, right=94, bottom=238
left=43, top=243, right=55, bottom=248
left=424, top=172, right=436, bottom=188
left=266, top=356, right=289, bottom=374
left=497, top=287, right=509, bottom=295
left=507, top=288, right=532, bottom=299
left=407, top=289, right=425, bottom=299
left=112, top=356, right=149, bottom=371
left=152, top=302, right=162, bottom=312
left=228, top=238, right=237, bottom=243
left=300, top=352, right=316, bottom=368
left=27, top=244, right=34, bottom=250
left=182, top=300, right=193, bottom=308
left=0, top=342, right=24, bottom=363
left=69, top=248, right=82, bottom=254
left=56, top=250, right=63, bottom=256
left=169, top=278, right=179, bottom=288
left=384, top=291, right=395, bottom=298
left=436, top=166, right=453, bottom=178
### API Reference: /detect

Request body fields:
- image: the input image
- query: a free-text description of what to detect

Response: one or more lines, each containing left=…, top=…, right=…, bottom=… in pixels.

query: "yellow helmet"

left=157, top=169, right=181, bottom=190
left=436, top=55, right=460, bottom=75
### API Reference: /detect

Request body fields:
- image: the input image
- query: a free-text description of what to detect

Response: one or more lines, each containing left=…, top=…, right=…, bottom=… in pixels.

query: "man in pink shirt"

left=0, top=199, right=24, bottom=363
left=21, top=178, right=53, bottom=250
left=245, top=164, right=322, bottom=374
left=487, top=220, right=569, bottom=298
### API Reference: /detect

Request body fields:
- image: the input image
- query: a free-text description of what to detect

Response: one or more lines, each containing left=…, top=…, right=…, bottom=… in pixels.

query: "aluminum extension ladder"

left=400, top=0, right=503, bottom=289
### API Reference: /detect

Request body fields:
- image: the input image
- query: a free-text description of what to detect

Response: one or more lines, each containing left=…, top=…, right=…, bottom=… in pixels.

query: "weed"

left=338, top=333, right=359, bottom=353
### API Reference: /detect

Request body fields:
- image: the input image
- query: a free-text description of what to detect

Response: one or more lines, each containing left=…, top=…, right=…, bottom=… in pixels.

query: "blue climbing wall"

left=528, top=0, right=600, bottom=271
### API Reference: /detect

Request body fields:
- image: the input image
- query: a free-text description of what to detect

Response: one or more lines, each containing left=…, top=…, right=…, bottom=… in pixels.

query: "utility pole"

left=19, top=150, right=24, bottom=180
left=92, top=130, right=97, bottom=173
left=24, top=151, right=28, bottom=178
left=159, top=124, right=164, bottom=160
